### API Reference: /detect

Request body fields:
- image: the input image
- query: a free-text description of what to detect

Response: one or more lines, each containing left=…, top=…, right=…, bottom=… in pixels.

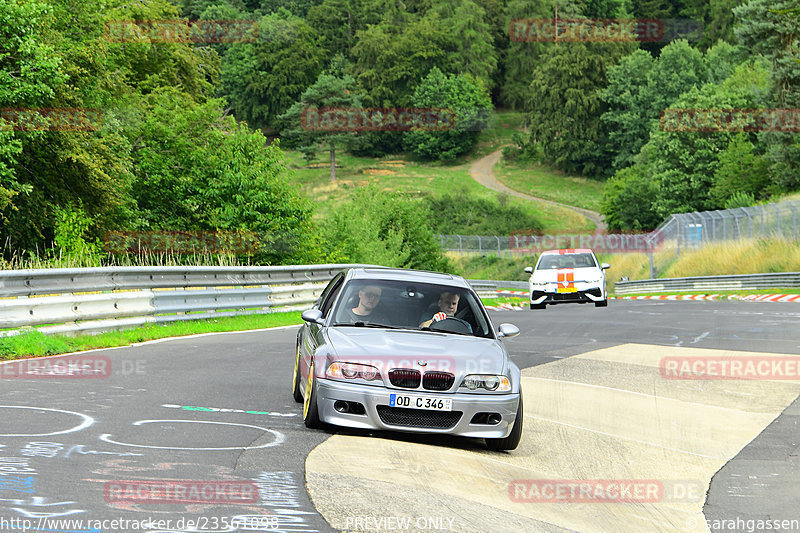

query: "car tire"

left=595, top=300, right=608, bottom=307
left=486, top=391, right=523, bottom=451
left=530, top=303, right=546, bottom=310
left=291, top=343, right=303, bottom=403
left=303, top=360, right=322, bottom=429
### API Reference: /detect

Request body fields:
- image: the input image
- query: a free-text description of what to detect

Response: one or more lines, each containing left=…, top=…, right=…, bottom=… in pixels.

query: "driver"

left=419, top=291, right=470, bottom=331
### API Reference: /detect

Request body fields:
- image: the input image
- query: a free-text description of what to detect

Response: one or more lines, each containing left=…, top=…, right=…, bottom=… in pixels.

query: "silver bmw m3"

left=291, top=267, right=523, bottom=451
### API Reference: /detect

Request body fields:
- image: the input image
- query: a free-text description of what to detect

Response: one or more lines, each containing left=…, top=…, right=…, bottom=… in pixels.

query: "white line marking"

left=0, top=406, right=95, bottom=437
left=691, top=331, right=711, bottom=344
left=99, top=419, right=286, bottom=450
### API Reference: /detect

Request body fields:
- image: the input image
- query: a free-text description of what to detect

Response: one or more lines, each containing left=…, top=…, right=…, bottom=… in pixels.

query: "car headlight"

left=460, top=374, right=511, bottom=392
left=327, top=362, right=381, bottom=381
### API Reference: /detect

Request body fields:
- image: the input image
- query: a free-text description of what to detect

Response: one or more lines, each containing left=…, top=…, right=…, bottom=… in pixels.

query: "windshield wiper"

left=350, top=322, right=402, bottom=329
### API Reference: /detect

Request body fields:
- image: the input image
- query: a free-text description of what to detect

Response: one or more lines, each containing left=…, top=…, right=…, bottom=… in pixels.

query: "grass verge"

left=0, top=311, right=303, bottom=360
left=494, top=159, right=605, bottom=213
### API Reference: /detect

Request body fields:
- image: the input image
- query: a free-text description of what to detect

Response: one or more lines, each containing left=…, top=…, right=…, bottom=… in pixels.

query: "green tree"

left=278, top=72, right=364, bottom=181
left=306, top=0, right=379, bottom=57
left=221, top=11, right=325, bottom=131
left=430, top=0, right=498, bottom=89
left=403, top=67, right=492, bottom=161
left=128, top=88, right=319, bottom=264
left=528, top=41, right=634, bottom=177
left=734, top=0, right=800, bottom=191
left=500, top=0, right=550, bottom=109
left=600, top=40, right=709, bottom=170
left=599, top=50, right=656, bottom=170
left=349, top=16, right=454, bottom=107
left=647, top=60, right=771, bottom=216
left=711, top=134, right=771, bottom=205
left=601, top=165, right=662, bottom=231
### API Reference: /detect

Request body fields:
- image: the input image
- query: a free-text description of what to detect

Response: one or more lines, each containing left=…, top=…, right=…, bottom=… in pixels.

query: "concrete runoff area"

left=305, top=344, right=800, bottom=532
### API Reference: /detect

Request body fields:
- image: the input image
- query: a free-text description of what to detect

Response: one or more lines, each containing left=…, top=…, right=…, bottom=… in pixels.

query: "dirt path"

left=470, top=149, right=607, bottom=231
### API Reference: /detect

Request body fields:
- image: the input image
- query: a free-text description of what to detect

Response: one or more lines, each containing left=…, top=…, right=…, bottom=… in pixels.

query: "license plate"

left=389, top=394, right=452, bottom=411
left=557, top=287, right=578, bottom=293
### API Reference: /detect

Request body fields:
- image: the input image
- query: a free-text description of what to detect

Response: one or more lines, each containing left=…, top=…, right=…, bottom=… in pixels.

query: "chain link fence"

left=439, top=198, right=800, bottom=279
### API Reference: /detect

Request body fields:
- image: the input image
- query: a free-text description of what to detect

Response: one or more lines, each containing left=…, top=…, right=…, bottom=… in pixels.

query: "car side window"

left=316, top=273, right=342, bottom=309
left=320, top=276, right=345, bottom=318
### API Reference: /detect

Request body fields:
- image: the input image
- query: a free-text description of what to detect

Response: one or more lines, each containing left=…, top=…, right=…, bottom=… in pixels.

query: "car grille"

left=376, top=406, right=462, bottom=429
left=422, top=371, right=455, bottom=391
left=389, top=369, right=421, bottom=388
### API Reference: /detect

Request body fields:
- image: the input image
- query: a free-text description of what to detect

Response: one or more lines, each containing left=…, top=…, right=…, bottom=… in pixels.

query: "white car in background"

left=524, top=249, right=610, bottom=309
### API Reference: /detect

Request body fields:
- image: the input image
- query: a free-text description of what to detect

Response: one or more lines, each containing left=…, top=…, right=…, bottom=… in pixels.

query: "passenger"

left=340, top=285, right=383, bottom=323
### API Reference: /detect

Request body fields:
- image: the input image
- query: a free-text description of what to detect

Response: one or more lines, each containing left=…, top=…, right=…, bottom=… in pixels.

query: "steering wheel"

left=429, top=316, right=472, bottom=334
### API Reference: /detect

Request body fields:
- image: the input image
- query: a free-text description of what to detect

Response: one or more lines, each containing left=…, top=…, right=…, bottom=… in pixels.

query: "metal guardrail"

left=467, top=280, right=528, bottom=298
left=0, top=267, right=533, bottom=337
left=614, top=272, right=800, bottom=295
left=0, top=264, right=367, bottom=337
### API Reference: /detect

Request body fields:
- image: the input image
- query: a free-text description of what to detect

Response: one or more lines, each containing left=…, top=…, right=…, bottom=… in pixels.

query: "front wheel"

left=303, top=359, right=322, bottom=429
left=530, top=303, right=546, bottom=310
left=595, top=299, right=608, bottom=307
left=486, top=391, right=523, bottom=451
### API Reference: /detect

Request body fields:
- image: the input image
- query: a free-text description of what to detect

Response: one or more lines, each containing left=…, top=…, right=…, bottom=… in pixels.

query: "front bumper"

left=530, top=285, right=604, bottom=304
left=315, top=379, right=520, bottom=438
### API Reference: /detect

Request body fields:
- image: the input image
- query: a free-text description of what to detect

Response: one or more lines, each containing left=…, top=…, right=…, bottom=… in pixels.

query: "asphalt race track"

left=1, top=300, right=798, bottom=533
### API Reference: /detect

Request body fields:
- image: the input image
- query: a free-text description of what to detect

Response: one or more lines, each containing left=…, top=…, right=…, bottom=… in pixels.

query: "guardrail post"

left=477, top=235, right=482, bottom=254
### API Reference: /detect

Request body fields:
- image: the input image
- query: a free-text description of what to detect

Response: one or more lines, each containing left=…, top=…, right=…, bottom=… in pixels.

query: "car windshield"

left=331, top=279, right=492, bottom=338
left=537, top=253, right=597, bottom=269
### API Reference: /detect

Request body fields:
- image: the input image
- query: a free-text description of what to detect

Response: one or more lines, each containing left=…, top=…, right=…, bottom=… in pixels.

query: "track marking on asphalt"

left=304, top=343, right=800, bottom=533
left=0, top=406, right=95, bottom=437
left=99, top=420, right=285, bottom=450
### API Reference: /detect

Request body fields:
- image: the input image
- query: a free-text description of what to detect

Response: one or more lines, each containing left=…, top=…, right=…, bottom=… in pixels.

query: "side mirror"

left=601, top=263, right=610, bottom=270
left=301, top=309, right=324, bottom=325
left=524, top=267, right=533, bottom=274
left=497, top=323, right=520, bottom=338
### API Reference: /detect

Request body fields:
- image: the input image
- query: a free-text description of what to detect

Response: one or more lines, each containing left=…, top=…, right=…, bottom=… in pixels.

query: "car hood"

left=531, top=267, right=602, bottom=283
left=324, top=327, right=508, bottom=375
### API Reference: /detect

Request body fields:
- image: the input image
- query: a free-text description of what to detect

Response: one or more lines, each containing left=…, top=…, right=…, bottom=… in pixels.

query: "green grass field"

left=494, top=160, right=606, bottom=212
left=284, top=110, right=596, bottom=233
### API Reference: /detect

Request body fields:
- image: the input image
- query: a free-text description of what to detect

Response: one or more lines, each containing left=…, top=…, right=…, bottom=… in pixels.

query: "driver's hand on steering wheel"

left=432, top=312, right=447, bottom=322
